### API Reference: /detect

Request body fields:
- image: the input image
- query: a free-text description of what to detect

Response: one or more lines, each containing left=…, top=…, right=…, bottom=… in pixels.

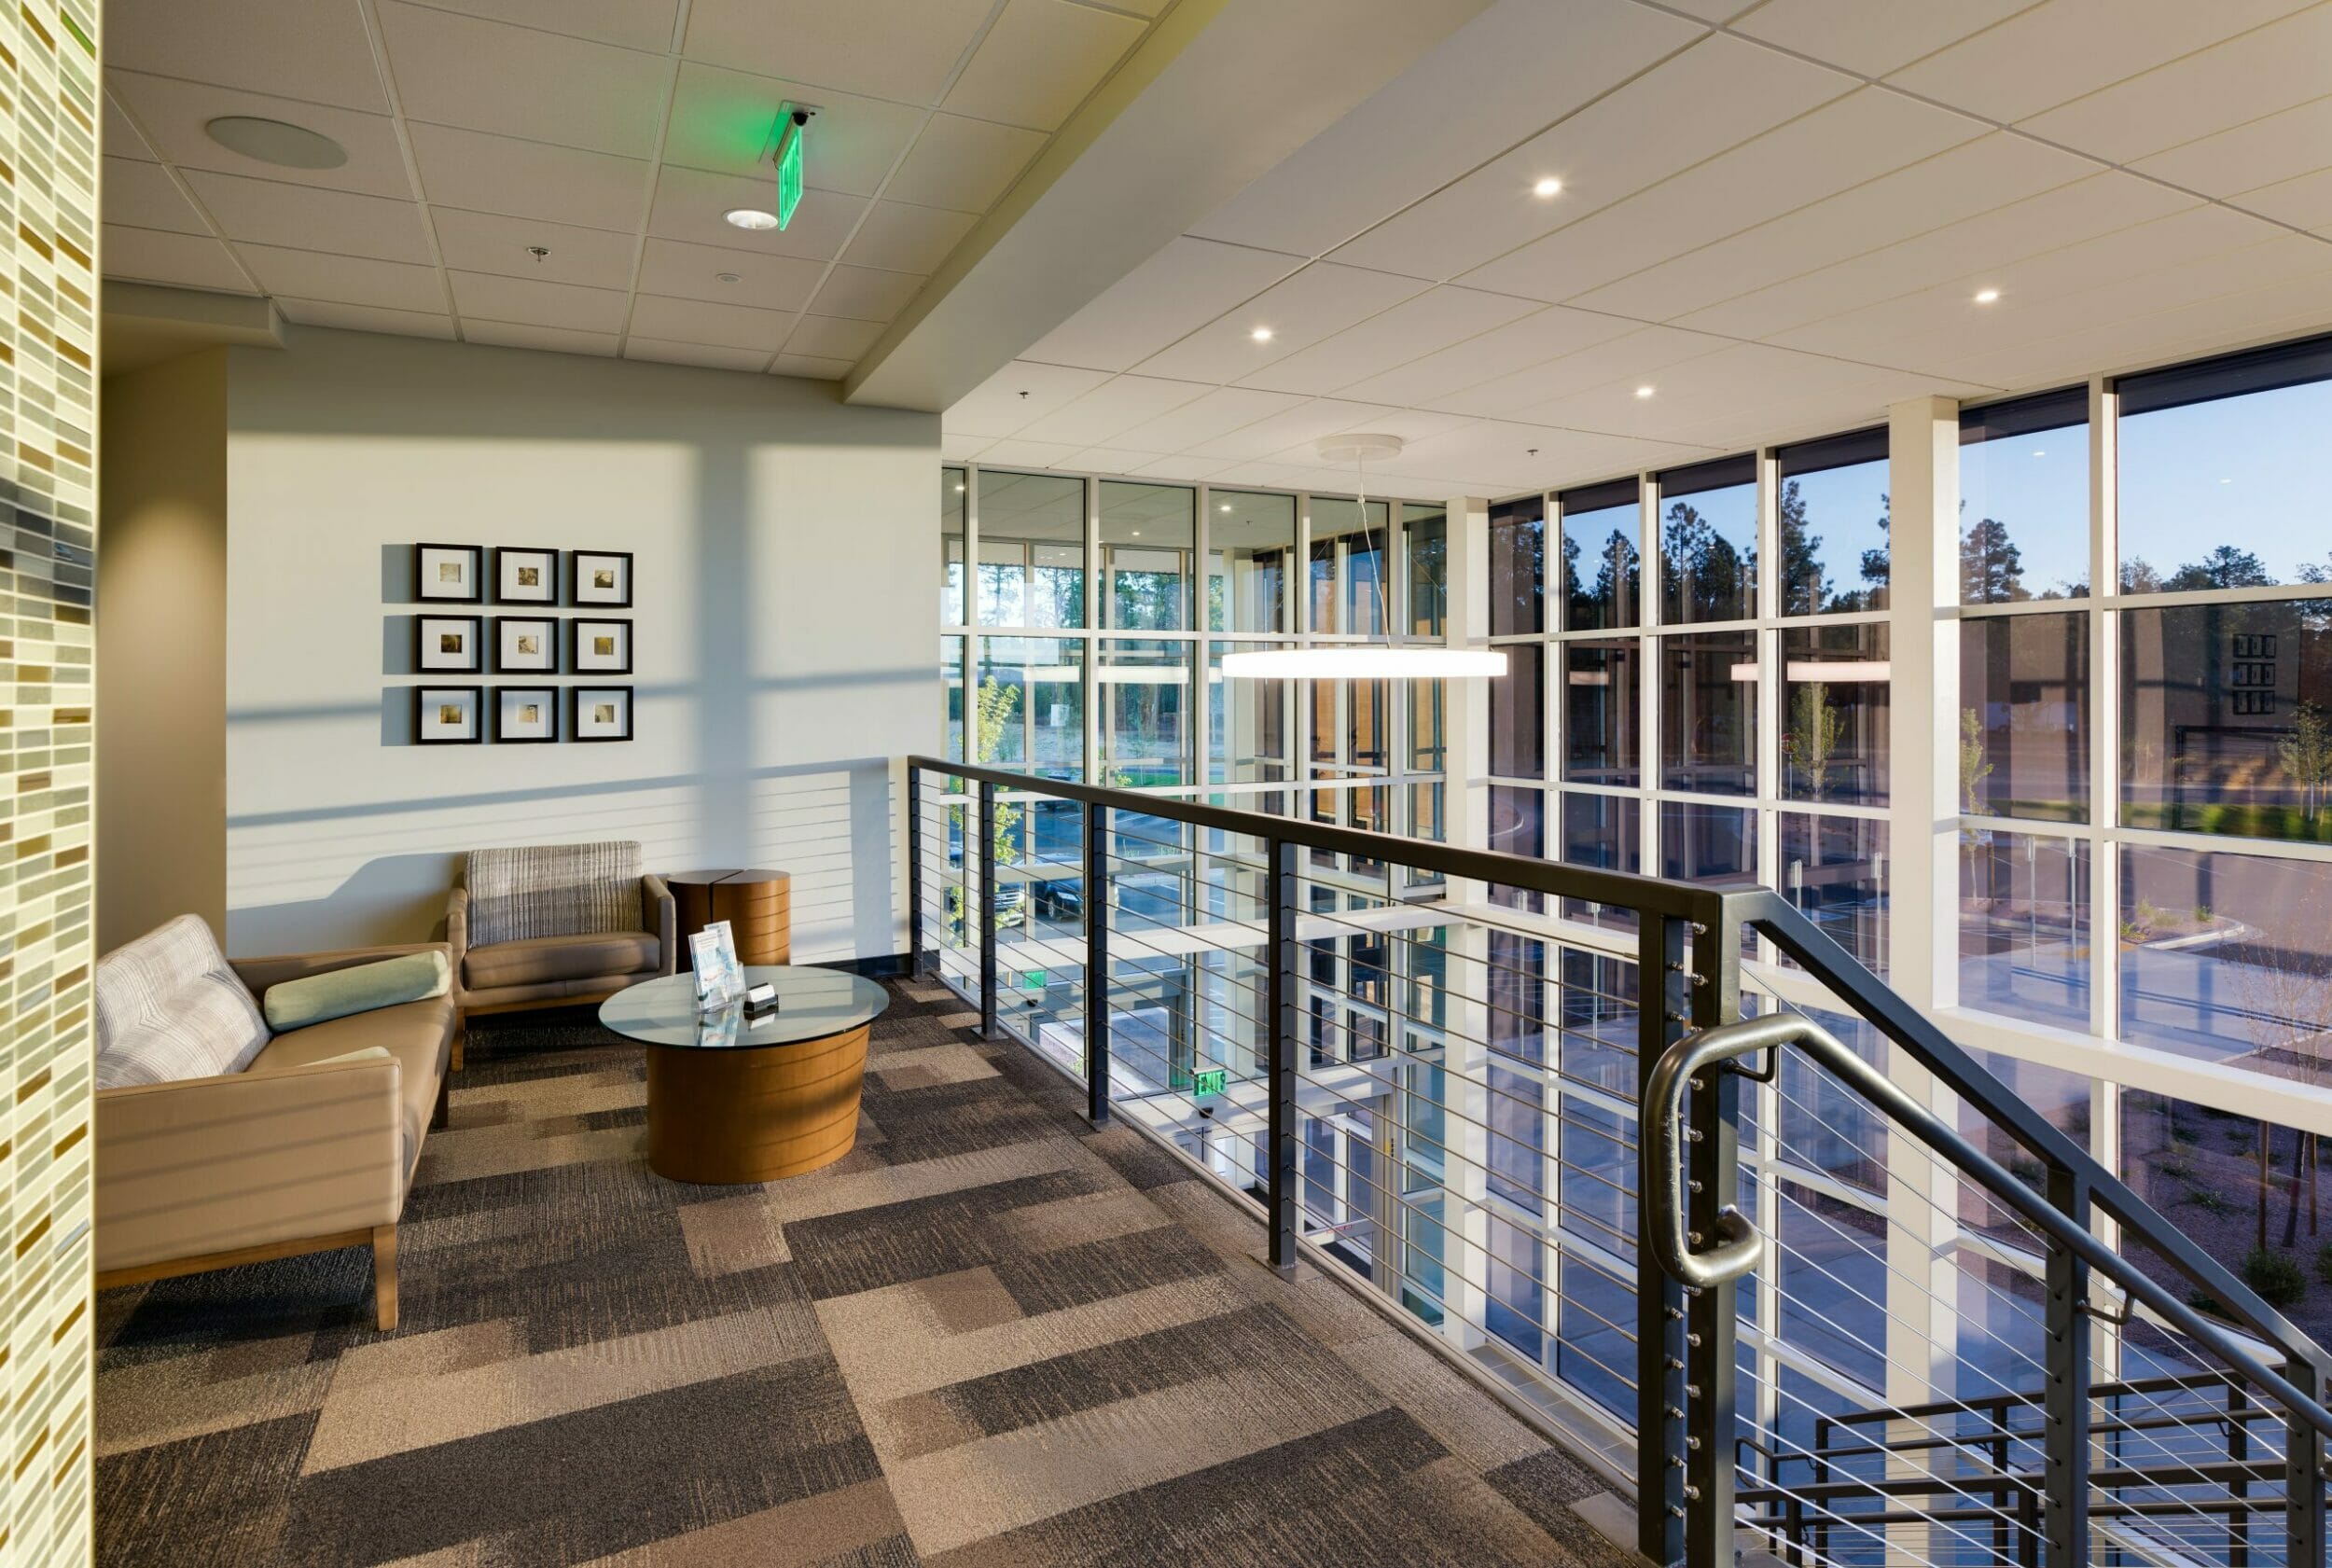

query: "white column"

left=1440, top=493, right=1493, bottom=1353
left=1448, top=495, right=1491, bottom=864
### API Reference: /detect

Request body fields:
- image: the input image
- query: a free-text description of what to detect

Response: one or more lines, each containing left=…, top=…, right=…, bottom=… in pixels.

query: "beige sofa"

left=448, top=841, right=673, bottom=1048
left=93, top=916, right=456, bottom=1330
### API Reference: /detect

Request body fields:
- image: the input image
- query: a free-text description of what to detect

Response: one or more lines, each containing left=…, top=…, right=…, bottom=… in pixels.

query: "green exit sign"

left=1192, top=1068, right=1227, bottom=1096
left=775, top=119, right=805, bottom=229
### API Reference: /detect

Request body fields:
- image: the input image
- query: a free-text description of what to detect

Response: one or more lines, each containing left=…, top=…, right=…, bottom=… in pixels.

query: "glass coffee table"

left=599, top=965, right=889, bottom=1184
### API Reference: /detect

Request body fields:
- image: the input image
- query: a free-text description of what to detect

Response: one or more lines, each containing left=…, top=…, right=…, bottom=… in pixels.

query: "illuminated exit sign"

left=775, top=115, right=806, bottom=229
left=1193, top=1068, right=1227, bottom=1096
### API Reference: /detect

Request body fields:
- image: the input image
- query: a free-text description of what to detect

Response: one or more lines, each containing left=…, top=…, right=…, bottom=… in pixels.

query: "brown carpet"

left=93, top=977, right=1632, bottom=1567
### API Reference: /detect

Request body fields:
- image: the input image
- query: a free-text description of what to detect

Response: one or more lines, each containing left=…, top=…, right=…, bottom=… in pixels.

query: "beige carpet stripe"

left=818, top=1270, right=1254, bottom=1408
left=416, top=1123, right=646, bottom=1184
left=452, top=1066, right=643, bottom=1122
left=301, top=1304, right=826, bottom=1474
left=760, top=1135, right=1092, bottom=1226
left=98, top=1351, right=336, bottom=1458
left=994, top=1187, right=1171, bottom=1255
left=885, top=1366, right=1392, bottom=1557
left=575, top=1478, right=909, bottom=1567
left=870, top=1042, right=999, bottom=1086
left=675, top=1193, right=791, bottom=1276
left=1330, top=1330, right=1550, bottom=1471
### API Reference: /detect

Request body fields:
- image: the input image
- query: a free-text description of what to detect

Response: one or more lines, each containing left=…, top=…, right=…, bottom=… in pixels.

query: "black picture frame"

left=493, top=616, right=558, bottom=673
left=570, top=617, right=633, bottom=674
left=571, top=685, right=633, bottom=742
left=416, top=543, right=483, bottom=603
left=492, top=686, right=559, bottom=743
left=571, top=549, right=633, bottom=608
left=415, top=686, right=484, bottom=744
left=416, top=614, right=484, bottom=673
left=494, top=546, right=559, bottom=604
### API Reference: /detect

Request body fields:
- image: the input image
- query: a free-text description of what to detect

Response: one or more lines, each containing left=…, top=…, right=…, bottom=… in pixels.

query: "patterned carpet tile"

left=94, top=978, right=1634, bottom=1568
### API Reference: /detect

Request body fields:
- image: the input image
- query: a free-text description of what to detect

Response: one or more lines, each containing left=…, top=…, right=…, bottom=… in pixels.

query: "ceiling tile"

left=682, top=0, right=993, bottom=104
left=646, top=164, right=867, bottom=258
left=378, top=2, right=672, bottom=160
left=975, top=438, right=1086, bottom=470
left=1675, top=170, right=2195, bottom=341
left=430, top=208, right=639, bottom=288
left=2020, top=6, right=2332, bottom=165
left=1886, top=0, right=2315, bottom=124
left=103, top=224, right=255, bottom=294
left=183, top=170, right=434, bottom=263
left=1132, top=262, right=1427, bottom=383
left=1734, top=0, right=2038, bottom=77
left=2228, top=166, right=2332, bottom=234
left=105, top=0, right=391, bottom=111
left=844, top=201, right=977, bottom=274
left=106, top=73, right=416, bottom=199
left=104, top=93, right=156, bottom=160
left=662, top=62, right=925, bottom=195
left=627, top=292, right=798, bottom=350
left=946, top=359, right=1112, bottom=437
left=1432, top=325, right=1732, bottom=418
left=102, top=158, right=209, bottom=235
left=236, top=244, right=447, bottom=312
left=409, top=123, right=652, bottom=230
left=1571, top=132, right=2095, bottom=325
left=1235, top=286, right=1545, bottom=396
left=1192, top=0, right=1701, bottom=258
left=942, top=0, right=1145, bottom=132
left=941, top=433, right=993, bottom=460
left=636, top=236, right=824, bottom=311
left=415, top=0, right=681, bottom=52
left=784, top=313, right=883, bottom=359
left=464, top=320, right=621, bottom=355
left=279, top=298, right=458, bottom=338
left=1024, top=237, right=1304, bottom=372
left=1187, top=398, right=1409, bottom=463
left=627, top=335, right=770, bottom=371
left=1333, top=304, right=1639, bottom=406
left=449, top=270, right=632, bottom=332
left=884, top=115, right=1046, bottom=213
left=1104, top=384, right=1308, bottom=453
left=811, top=264, right=925, bottom=322
left=1457, top=87, right=1990, bottom=304
left=2133, top=94, right=2332, bottom=198
left=1012, top=374, right=1211, bottom=447
left=1126, top=454, right=1228, bottom=480
left=770, top=353, right=857, bottom=380
left=1330, top=35, right=1860, bottom=283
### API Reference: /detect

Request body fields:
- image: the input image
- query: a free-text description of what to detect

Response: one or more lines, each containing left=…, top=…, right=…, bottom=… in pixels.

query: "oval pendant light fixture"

left=1221, top=434, right=1507, bottom=682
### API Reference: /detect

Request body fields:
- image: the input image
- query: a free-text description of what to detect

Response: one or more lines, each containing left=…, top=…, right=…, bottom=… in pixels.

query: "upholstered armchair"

left=447, top=841, right=674, bottom=1051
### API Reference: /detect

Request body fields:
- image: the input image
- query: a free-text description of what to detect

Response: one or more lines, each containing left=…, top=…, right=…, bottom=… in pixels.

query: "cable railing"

left=902, top=756, right=2332, bottom=1567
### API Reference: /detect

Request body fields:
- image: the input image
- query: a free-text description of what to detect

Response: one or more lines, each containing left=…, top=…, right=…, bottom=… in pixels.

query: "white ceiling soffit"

left=840, top=0, right=1503, bottom=411
left=944, top=0, right=2332, bottom=497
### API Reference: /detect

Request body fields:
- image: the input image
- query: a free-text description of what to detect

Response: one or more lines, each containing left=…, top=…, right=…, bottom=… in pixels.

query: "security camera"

left=792, top=107, right=813, bottom=128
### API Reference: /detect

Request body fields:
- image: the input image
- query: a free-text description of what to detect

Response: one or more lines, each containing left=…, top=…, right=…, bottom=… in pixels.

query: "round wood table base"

left=643, top=1022, right=869, bottom=1184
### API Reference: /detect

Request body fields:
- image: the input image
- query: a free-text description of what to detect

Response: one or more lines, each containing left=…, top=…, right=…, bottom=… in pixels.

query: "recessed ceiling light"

left=954, top=483, right=966, bottom=493
left=1131, top=530, right=1142, bottom=537
left=204, top=115, right=348, bottom=170
left=2220, top=477, right=2232, bottom=484
left=1250, top=326, right=1273, bottom=342
left=715, top=271, right=742, bottom=284
left=1219, top=503, right=1231, bottom=512
left=725, top=207, right=780, bottom=230
left=1634, top=384, right=1656, bottom=399
left=1974, top=287, right=2001, bottom=304
left=2033, top=449, right=2046, bottom=457
left=1533, top=176, right=1562, bottom=198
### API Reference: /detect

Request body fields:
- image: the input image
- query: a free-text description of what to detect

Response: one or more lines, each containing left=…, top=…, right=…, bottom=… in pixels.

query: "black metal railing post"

left=1265, top=836, right=1298, bottom=1278
left=906, top=764, right=924, bottom=978
left=2228, top=1380, right=2251, bottom=1568
left=977, top=778, right=999, bottom=1042
left=1083, top=798, right=1109, bottom=1126
left=2042, top=1165, right=2092, bottom=1568
left=1683, top=915, right=1742, bottom=1568
left=2284, top=1355, right=2325, bottom=1563
left=1637, top=911, right=1690, bottom=1568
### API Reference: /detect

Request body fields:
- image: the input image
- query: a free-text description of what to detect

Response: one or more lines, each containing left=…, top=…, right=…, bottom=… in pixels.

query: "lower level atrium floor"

left=91, top=979, right=1631, bottom=1567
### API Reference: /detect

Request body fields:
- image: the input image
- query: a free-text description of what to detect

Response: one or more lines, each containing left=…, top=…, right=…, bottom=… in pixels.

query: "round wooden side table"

left=668, top=868, right=792, bottom=965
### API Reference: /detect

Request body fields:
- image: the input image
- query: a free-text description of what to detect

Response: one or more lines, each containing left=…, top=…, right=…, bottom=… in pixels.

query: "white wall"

left=223, top=327, right=937, bottom=961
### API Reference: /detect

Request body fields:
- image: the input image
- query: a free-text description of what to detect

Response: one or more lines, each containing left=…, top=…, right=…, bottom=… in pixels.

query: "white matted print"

left=494, top=617, right=557, bottom=673
left=571, top=549, right=632, bottom=607
left=417, top=615, right=482, bottom=673
left=496, top=547, right=558, bottom=604
left=417, top=543, right=482, bottom=603
left=572, top=685, right=633, bottom=742
left=493, top=686, right=557, bottom=742
left=416, top=686, right=483, bottom=743
left=570, top=617, right=632, bottom=674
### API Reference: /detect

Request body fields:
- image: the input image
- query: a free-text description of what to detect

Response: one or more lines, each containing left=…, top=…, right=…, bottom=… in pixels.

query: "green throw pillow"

left=263, top=951, right=450, bottom=1033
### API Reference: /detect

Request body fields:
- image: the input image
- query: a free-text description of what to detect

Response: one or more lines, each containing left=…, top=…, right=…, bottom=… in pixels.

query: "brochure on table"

left=690, top=919, right=744, bottom=1009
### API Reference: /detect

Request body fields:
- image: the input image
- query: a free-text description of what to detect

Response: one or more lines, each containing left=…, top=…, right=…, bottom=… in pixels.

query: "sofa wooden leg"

left=431, top=1071, right=451, bottom=1131
left=451, top=1026, right=465, bottom=1074
left=371, top=1224, right=398, bottom=1332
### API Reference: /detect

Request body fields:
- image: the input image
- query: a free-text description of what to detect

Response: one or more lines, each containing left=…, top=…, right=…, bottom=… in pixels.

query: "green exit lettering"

left=1193, top=1068, right=1227, bottom=1096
